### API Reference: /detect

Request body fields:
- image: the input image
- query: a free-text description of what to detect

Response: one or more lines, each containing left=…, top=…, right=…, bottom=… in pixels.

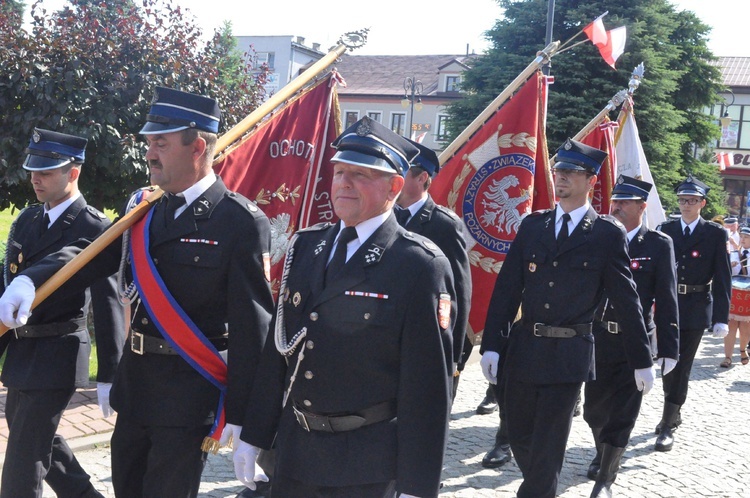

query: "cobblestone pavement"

left=23, top=336, right=750, bottom=497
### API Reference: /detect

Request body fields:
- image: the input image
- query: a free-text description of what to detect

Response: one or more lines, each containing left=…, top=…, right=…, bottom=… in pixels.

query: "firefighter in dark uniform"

left=0, top=129, right=125, bottom=498
left=395, top=139, right=472, bottom=387
left=654, top=175, right=731, bottom=452
left=479, top=139, right=653, bottom=498
left=233, top=117, right=456, bottom=498
left=583, top=175, right=679, bottom=497
left=0, top=89, right=275, bottom=498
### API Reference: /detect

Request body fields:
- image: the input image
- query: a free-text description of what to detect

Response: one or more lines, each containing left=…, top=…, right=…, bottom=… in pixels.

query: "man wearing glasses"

left=653, top=175, right=731, bottom=452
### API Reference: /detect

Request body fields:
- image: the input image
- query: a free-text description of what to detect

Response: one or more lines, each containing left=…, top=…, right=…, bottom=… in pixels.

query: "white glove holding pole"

left=233, top=440, right=262, bottom=489
left=634, top=365, right=656, bottom=395
left=656, top=357, right=678, bottom=376
left=96, top=382, right=114, bottom=417
left=712, top=323, right=729, bottom=338
left=219, top=423, right=242, bottom=448
left=0, top=276, right=35, bottom=328
left=480, top=351, right=500, bottom=384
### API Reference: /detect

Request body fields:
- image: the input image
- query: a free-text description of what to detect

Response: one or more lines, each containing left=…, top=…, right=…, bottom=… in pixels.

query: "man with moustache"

left=653, top=175, right=731, bottom=452
left=480, top=139, right=652, bottom=498
left=583, top=175, right=678, bottom=497
left=232, top=116, right=456, bottom=498
left=0, top=129, right=124, bottom=498
left=0, top=88, right=274, bottom=497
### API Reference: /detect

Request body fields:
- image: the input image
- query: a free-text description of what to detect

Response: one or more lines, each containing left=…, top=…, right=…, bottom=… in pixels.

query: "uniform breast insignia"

left=691, top=251, right=700, bottom=258
left=344, top=291, right=389, bottom=299
left=364, top=245, right=384, bottom=265
left=179, top=238, right=219, bottom=245
left=630, top=257, right=651, bottom=270
left=292, top=292, right=302, bottom=307
left=438, top=293, right=452, bottom=330
left=529, top=262, right=537, bottom=273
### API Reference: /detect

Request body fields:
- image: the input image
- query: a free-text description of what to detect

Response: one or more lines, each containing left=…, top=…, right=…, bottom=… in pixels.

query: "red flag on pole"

left=583, top=15, right=627, bottom=69
left=716, top=151, right=733, bottom=171
left=581, top=120, right=618, bottom=214
left=430, top=71, right=551, bottom=341
left=214, top=72, right=344, bottom=293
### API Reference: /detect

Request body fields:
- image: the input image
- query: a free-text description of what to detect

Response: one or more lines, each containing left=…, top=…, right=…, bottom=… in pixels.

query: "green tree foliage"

left=0, top=0, right=267, bottom=211
left=449, top=0, right=725, bottom=217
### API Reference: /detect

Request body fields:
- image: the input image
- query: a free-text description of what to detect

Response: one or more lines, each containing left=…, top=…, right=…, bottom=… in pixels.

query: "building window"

left=711, top=103, right=748, bottom=150
left=436, top=115, right=450, bottom=142
left=391, top=113, right=407, bottom=136
left=344, top=111, right=359, bottom=128
left=255, top=52, right=275, bottom=70
left=724, top=178, right=750, bottom=221
left=446, top=76, right=461, bottom=92
left=367, top=111, right=382, bottom=123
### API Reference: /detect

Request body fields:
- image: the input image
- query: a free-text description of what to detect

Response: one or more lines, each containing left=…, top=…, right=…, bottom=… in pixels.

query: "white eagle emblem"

left=479, top=175, right=531, bottom=235
left=269, top=213, right=293, bottom=264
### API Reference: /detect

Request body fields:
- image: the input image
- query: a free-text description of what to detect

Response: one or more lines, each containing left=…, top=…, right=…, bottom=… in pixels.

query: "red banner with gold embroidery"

left=430, top=71, right=552, bottom=341
left=581, top=119, right=617, bottom=214
left=214, top=73, right=343, bottom=294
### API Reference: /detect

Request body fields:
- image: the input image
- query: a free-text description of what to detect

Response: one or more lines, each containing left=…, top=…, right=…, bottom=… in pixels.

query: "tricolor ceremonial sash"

left=130, top=207, right=228, bottom=453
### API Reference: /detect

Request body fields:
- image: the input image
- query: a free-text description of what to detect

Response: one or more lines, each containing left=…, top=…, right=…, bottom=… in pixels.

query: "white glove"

left=656, top=357, right=678, bottom=376
left=233, top=440, right=261, bottom=489
left=0, top=276, right=35, bottom=328
left=480, top=351, right=500, bottom=384
left=96, top=382, right=114, bottom=417
left=634, top=365, right=656, bottom=395
left=219, top=423, right=242, bottom=448
left=712, top=323, right=729, bottom=338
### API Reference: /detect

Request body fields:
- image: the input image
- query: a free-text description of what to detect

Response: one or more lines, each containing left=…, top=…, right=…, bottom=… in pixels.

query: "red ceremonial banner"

left=214, top=73, right=343, bottom=294
left=582, top=119, right=617, bottom=214
left=430, top=71, right=551, bottom=341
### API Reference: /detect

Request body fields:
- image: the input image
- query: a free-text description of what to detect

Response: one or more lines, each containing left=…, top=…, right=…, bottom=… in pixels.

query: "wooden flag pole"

left=0, top=29, right=370, bottom=336
left=438, top=40, right=560, bottom=166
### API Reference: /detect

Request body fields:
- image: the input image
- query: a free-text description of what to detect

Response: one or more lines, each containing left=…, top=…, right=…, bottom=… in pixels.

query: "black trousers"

left=1, top=387, right=97, bottom=498
left=110, top=415, right=210, bottom=498
left=662, top=328, right=704, bottom=406
left=271, top=475, right=396, bottom=498
left=504, top=379, right=581, bottom=498
left=583, top=360, right=644, bottom=448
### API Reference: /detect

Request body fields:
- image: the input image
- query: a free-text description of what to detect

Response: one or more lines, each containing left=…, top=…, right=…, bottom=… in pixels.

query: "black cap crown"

left=675, top=175, right=709, bottom=198
left=553, top=138, right=608, bottom=175
left=140, top=87, right=221, bottom=135
left=407, top=139, right=440, bottom=177
left=23, top=128, right=87, bottom=171
left=611, top=175, right=652, bottom=201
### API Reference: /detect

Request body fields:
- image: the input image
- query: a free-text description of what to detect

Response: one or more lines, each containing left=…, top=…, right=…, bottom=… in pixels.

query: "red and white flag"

left=430, top=71, right=552, bottom=342
left=214, top=72, right=344, bottom=293
left=581, top=120, right=618, bottom=215
left=583, top=14, right=627, bottom=69
left=716, top=152, right=733, bottom=171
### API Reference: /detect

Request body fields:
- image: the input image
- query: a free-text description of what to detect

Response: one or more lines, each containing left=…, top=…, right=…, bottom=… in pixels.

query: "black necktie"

left=396, top=208, right=411, bottom=227
left=742, top=250, right=748, bottom=275
left=557, top=213, right=571, bottom=248
left=164, top=194, right=186, bottom=224
left=40, top=213, right=50, bottom=235
left=684, top=226, right=691, bottom=238
left=326, top=227, right=358, bottom=283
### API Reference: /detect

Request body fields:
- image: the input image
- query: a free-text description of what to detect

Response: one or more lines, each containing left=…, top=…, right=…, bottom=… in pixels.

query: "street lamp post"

left=401, top=76, right=423, bottom=138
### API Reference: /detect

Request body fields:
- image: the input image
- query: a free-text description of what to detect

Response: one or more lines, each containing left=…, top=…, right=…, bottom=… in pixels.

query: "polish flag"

left=583, top=15, right=627, bottom=69
left=717, top=152, right=733, bottom=171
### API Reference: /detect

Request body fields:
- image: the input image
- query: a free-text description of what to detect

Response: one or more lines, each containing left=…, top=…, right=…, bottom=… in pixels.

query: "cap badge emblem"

left=356, top=120, right=371, bottom=136
left=32, top=130, right=41, bottom=143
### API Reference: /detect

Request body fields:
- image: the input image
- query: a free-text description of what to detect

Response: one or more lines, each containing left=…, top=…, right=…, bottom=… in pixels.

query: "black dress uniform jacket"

left=1, top=197, right=124, bottom=389
left=242, top=215, right=455, bottom=498
left=403, top=195, right=472, bottom=364
left=657, top=217, right=731, bottom=330
left=16, top=178, right=274, bottom=427
left=481, top=207, right=648, bottom=383
left=596, top=225, right=679, bottom=365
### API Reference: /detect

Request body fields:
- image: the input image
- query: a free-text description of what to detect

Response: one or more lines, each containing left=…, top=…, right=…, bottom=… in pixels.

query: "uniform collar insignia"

left=314, top=239, right=327, bottom=256
left=364, top=243, right=385, bottom=265
left=193, top=197, right=211, bottom=216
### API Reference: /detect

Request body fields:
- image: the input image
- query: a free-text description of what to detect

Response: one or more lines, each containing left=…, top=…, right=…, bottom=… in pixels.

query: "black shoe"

left=655, top=426, right=674, bottom=452
left=481, top=443, right=512, bottom=468
left=476, top=395, right=498, bottom=415
left=235, top=481, right=272, bottom=498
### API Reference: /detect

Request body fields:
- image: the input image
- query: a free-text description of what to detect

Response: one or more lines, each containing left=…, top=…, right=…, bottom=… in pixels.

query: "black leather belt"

left=532, top=322, right=592, bottom=338
left=677, top=283, right=711, bottom=295
left=14, top=317, right=87, bottom=339
left=129, top=330, right=228, bottom=355
left=595, top=321, right=620, bottom=334
left=293, top=399, right=397, bottom=433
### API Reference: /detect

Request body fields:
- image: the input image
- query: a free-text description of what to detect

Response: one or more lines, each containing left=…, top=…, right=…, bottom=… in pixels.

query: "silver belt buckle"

left=293, top=406, right=310, bottom=432
left=607, top=321, right=619, bottom=334
left=130, top=331, right=145, bottom=355
left=677, top=284, right=687, bottom=295
left=533, top=323, right=543, bottom=337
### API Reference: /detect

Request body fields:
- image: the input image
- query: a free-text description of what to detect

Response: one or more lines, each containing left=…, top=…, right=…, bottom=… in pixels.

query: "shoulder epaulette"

left=706, top=220, right=725, bottom=230
left=529, top=208, right=554, bottom=217
left=402, top=230, right=442, bottom=255
left=434, top=204, right=460, bottom=219
left=85, top=205, right=108, bottom=220
left=599, top=214, right=624, bottom=229
left=296, top=222, right=333, bottom=233
left=225, top=191, right=261, bottom=214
